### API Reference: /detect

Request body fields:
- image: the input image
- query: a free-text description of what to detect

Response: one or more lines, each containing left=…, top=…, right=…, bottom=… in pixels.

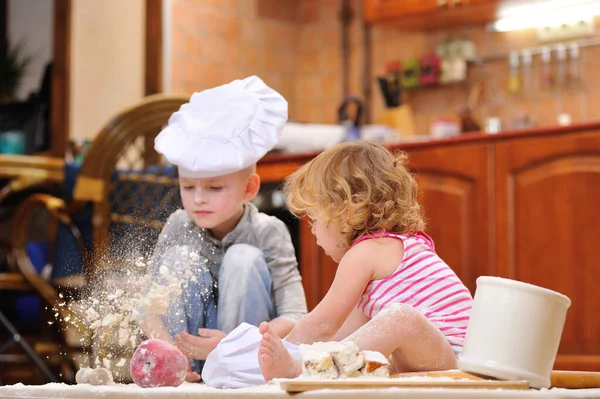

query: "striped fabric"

left=355, top=232, right=472, bottom=354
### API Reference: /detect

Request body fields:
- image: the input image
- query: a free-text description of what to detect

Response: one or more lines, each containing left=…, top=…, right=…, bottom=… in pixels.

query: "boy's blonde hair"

left=283, top=141, right=425, bottom=247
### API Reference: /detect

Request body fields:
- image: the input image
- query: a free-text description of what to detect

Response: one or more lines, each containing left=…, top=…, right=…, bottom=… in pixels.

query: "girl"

left=258, top=141, right=473, bottom=381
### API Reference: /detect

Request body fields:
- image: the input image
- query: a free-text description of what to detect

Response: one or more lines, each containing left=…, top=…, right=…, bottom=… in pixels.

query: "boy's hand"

left=175, top=329, right=226, bottom=360
left=185, top=362, right=201, bottom=382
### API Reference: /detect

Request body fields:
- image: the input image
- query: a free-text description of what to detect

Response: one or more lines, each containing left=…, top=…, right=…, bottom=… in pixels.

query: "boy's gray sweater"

left=151, top=202, right=307, bottom=323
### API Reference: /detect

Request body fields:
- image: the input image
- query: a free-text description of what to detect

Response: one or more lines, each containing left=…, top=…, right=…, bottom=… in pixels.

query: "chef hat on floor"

left=202, top=323, right=300, bottom=389
left=155, top=76, right=288, bottom=178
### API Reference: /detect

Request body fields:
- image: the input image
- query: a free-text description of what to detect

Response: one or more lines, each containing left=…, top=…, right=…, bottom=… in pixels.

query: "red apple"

left=130, top=339, right=188, bottom=388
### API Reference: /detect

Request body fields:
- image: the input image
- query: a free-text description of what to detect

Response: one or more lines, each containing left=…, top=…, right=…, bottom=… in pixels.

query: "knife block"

left=379, top=105, right=417, bottom=137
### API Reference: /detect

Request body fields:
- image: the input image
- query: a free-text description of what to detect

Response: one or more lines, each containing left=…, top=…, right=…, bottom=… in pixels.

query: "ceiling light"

left=491, top=1, right=600, bottom=32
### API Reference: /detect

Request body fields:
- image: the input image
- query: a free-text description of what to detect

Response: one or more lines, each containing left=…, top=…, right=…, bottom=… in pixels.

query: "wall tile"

left=318, top=1, right=339, bottom=22
left=171, top=0, right=348, bottom=124
left=241, top=45, right=267, bottom=71
left=321, top=71, right=342, bottom=100
left=298, top=0, right=318, bottom=24
left=295, top=75, right=321, bottom=101
left=298, top=23, right=320, bottom=52
left=240, top=20, right=267, bottom=47
left=299, top=50, right=320, bottom=74
left=320, top=48, right=341, bottom=73
left=320, top=21, right=341, bottom=49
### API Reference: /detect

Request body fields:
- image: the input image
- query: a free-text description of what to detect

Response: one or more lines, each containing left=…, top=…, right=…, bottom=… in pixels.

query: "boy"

left=137, top=76, right=307, bottom=380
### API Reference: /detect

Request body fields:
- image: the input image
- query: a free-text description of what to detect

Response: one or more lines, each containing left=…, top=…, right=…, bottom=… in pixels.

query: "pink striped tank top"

left=355, top=231, right=472, bottom=354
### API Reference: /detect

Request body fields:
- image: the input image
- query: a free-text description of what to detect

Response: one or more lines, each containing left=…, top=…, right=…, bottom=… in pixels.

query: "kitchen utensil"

left=409, top=369, right=600, bottom=389
left=558, top=113, right=571, bottom=126
left=507, top=51, right=521, bottom=94
left=556, top=43, right=567, bottom=87
left=360, top=124, right=401, bottom=144
left=401, top=58, right=420, bottom=88
left=439, top=59, right=453, bottom=84
left=457, top=36, right=477, bottom=62
left=568, top=42, right=581, bottom=87
left=377, top=76, right=392, bottom=108
left=377, top=77, right=393, bottom=107
left=379, top=104, right=416, bottom=137
left=386, top=60, right=401, bottom=100
left=551, top=370, right=600, bottom=389
left=521, top=49, right=533, bottom=94
left=277, top=123, right=346, bottom=153
left=457, top=276, right=571, bottom=389
left=460, top=109, right=481, bottom=133
left=541, top=46, right=553, bottom=89
left=419, top=54, right=441, bottom=86
left=460, top=77, right=483, bottom=133
left=447, top=38, right=463, bottom=60
left=338, top=96, right=363, bottom=141
left=378, top=75, right=401, bottom=108
left=484, top=117, right=501, bottom=133
left=440, top=58, right=467, bottom=84
left=435, top=37, right=452, bottom=59
left=430, top=118, right=460, bottom=138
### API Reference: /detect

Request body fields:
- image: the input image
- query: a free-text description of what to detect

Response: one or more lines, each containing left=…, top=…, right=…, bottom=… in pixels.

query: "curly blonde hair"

left=283, top=141, right=425, bottom=247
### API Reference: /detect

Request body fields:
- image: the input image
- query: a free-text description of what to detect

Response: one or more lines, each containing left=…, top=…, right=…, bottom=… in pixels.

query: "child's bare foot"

left=258, top=322, right=301, bottom=382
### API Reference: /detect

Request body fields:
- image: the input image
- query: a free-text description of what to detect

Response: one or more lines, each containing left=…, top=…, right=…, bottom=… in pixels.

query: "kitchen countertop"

left=259, top=121, right=600, bottom=165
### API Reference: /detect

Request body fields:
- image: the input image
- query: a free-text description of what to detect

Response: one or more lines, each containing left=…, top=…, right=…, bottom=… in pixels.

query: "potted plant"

left=0, top=39, right=32, bottom=103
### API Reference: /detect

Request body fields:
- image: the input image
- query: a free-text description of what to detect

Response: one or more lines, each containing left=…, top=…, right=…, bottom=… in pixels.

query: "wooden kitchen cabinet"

left=364, top=0, right=441, bottom=22
left=298, top=218, right=338, bottom=310
left=260, top=123, right=600, bottom=370
left=494, top=129, right=600, bottom=371
left=364, top=0, right=499, bottom=30
left=408, top=143, right=492, bottom=294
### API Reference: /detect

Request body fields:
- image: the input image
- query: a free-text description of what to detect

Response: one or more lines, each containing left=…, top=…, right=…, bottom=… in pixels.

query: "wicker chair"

left=9, top=94, right=188, bottom=380
left=0, top=156, right=66, bottom=382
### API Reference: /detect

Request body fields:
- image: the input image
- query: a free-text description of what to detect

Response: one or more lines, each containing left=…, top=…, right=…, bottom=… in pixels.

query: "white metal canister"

left=457, top=276, right=571, bottom=389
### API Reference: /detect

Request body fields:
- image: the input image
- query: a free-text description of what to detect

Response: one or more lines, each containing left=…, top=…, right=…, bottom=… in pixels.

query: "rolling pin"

left=397, top=370, right=600, bottom=389
left=551, top=370, right=600, bottom=389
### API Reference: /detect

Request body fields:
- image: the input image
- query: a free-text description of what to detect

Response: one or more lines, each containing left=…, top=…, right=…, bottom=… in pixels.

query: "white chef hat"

left=155, top=76, right=288, bottom=178
left=202, top=323, right=300, bottom=389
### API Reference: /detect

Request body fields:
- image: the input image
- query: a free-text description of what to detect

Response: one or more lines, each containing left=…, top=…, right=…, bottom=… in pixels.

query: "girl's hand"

left=175, top=329, right=226, bottom=360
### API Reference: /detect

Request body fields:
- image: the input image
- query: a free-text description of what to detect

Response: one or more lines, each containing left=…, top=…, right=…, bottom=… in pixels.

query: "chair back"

left=71, top=94, right=188, bottom=269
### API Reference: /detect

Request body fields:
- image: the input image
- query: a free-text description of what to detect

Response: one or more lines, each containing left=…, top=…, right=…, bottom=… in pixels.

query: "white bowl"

left=457, top=276, right=571, bottom=389
left=276, top=123, right=346, bottom=153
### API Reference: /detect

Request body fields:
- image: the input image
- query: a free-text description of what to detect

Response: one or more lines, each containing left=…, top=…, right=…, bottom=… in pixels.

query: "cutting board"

left=279, top=371, right=530, bottom=393
left=279, top=370, right=600, bottom=392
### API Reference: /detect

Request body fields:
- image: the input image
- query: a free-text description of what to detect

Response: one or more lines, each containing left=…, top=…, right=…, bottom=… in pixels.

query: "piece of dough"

left=300, top=343, right=339, bottom=379
left=329, top=342, right=364, bottom=377
left=88, top=368, right=114, bottom=385
left=75, top=367, right=94, bottom=384
left=360, top=350, right=390, bottom=377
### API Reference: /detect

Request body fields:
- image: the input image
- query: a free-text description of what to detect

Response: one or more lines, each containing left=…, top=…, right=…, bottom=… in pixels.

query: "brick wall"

left=170, top=0, right=348, bottom=123
left=170, top=1, right=600, bottom=131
